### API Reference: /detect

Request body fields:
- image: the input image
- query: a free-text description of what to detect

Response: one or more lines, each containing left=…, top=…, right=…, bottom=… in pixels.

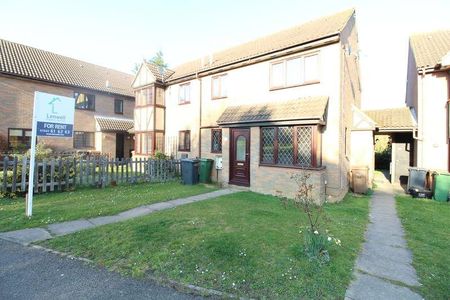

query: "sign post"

left=26, top=92, right=75, bottom=217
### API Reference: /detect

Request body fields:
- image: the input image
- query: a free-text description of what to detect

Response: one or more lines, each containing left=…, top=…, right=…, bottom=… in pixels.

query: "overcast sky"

left=1, top=0, right=449, bottom=109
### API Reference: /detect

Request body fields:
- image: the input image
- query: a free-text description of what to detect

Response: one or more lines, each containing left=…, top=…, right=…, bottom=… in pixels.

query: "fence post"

left=42, top=159, right=47, bottom=193
left=11, top=156, right=18, bottom=192
left=21, top=156, right=27, bottom=192
left=58, top=159, right=63, bottom=191
left=1, top=157, right=8, bottom=193
left=50, top=159, right=55, bottom=192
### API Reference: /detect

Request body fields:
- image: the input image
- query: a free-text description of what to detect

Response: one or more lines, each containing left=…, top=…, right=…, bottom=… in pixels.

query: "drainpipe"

left=416, top=67, right=426, bottom=167
left=197, top=73, right=202, bottom=159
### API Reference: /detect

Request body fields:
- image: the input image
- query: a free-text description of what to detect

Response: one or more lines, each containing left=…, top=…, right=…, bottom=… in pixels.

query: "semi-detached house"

left=132, top=9, right=364, bottom=201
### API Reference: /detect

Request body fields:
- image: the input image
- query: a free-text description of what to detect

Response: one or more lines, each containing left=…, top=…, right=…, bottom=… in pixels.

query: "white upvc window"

left=270, top=53, right=320, bottom=89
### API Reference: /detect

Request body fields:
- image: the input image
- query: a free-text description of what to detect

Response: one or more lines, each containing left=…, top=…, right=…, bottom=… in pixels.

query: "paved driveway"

left=0, top=239, right=202, bottom=300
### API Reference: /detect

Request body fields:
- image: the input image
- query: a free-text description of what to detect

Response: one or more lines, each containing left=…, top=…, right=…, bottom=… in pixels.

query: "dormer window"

left=270, top=53, right=320, bottom=89
left=179, top=83, right=191, bottom=105
left=74, top=92, right=95, bottom=110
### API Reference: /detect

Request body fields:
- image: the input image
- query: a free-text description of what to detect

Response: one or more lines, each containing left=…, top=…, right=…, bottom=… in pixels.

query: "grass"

left=0, top=182, right=217, bottom=232
left=42, top=192, right=370, bottom=299
left=396, top=195, right=450, bottom=299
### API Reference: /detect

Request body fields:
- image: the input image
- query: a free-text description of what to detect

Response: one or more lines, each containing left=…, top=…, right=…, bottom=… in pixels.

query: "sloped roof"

left=364, top=107, right=417, bottom=131
left=410, top=30, right=450, bottom=69
left=170, top=9, right=354, bottom=81
left=217, top=96, right=328, bottom=125
left=0, top=39, right=134, bottom=97
left=95, top=116, right=134, bottom=132
left=145, top=62, right=175, bottom=82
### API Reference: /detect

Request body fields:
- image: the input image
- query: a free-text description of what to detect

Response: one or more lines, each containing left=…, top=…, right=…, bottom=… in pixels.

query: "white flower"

left=327, top=237, right=332, bottom=241
left=314, top=230, right=319, bottom=235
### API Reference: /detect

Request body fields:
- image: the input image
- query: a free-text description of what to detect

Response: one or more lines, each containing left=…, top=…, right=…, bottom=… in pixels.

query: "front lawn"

left=0, top=182, right=217, bottom=232
left=42, top=192, right=370, bottom=299
left=396, top=196, right=450, bottom=299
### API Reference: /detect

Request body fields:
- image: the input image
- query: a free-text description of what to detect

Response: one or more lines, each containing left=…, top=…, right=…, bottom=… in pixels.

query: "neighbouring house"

left=0, top=39, right=135, bottom=158
left=132, top=8, right=363, bottom=201
left=406, top=30, right=450, bottom=172
left=364, top=107, right=417, bottom=184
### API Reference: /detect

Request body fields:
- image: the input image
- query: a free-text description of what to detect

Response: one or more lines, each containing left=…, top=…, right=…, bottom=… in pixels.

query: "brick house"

left=132, top=9, right=363, bottom=201
left=405, top=30, right=450, bottom=172
left=0, top=39, right=135, bottom=158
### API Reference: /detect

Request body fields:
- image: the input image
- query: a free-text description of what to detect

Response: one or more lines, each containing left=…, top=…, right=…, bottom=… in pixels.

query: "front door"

left=116, top=133, right=125, bottom=159
left=229, top=128, right=250, bottom=186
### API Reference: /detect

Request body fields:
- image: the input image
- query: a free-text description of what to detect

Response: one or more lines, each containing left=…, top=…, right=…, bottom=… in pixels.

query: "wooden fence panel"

left=0, top=156, right=181, bottom=195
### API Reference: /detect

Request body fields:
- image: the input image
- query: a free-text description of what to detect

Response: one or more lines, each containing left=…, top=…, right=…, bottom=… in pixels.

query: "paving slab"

left=88, top=215, right=128, bottom=226
left=0, top=228, right=52, bottom=245
left=345, top=272, right=422, bottom=300
left=0, top=189, right=238, bottom=245
left=345, top=173, right=421, bottom=298
left=47, top=220, right=95, bottom=236
left=116, top=206, right=155, bottom=219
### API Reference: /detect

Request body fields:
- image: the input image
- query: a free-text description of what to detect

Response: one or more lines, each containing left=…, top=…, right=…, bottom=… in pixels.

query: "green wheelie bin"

left=199, top=158, right=214, bottom=183
left=433, top=172, right=450, bottom=202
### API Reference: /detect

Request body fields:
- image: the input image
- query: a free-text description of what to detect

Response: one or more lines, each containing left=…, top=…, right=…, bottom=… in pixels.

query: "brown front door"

left=229, top=128, right=250, bottom=186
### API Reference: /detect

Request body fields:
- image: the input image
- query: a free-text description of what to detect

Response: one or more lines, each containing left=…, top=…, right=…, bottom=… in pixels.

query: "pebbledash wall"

left=0, top=74, right=135, bottom=156
left=164, top=18, right=361, bottom=201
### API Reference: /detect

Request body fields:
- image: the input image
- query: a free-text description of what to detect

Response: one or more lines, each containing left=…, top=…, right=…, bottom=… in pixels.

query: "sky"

left=0, top=0, right=449, bottom=109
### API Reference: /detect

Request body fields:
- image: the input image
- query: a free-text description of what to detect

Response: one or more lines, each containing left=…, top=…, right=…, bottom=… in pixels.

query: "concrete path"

left=345, top=174, right=422, bottom=300
left=0, top=189, right=236, bottom=245
left=0, top=239, right=202, bottom=300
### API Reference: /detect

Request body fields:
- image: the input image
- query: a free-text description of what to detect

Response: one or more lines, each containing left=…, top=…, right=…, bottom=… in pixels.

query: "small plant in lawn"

left=278, top=172, right=340, bottom=264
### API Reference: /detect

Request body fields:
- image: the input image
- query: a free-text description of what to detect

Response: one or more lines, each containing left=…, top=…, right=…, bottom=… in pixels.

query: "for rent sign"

left=26, top=92, right=75, bottom=216
left=34, top=92, right=75, bottom=137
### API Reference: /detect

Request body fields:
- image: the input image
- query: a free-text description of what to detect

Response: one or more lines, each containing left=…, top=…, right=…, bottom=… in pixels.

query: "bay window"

left=260, top=125, right=321, bottom=168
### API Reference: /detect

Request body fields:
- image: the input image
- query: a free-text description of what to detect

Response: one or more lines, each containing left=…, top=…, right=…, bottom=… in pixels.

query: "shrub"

left=25, top=141, right=53, bottom=160
left=153, top=151, right=167, bottom=160
left=278, top=172, right=341, bottom=264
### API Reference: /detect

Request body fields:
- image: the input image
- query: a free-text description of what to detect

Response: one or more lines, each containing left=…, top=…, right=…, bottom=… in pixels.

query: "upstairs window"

left=136, top=88, right=153, bottom=107
left=114, top=99, right=124, bottom=114
left=73, top=131, right=95, bottom=149
left=211, top=129, right=222, bottom=153
left=270, top=53, right=319, bottom=89
left=179, top=83, right=191, bottom=105
left=178, top=130, right=191, bottom=151
left=74, top=92, right=95, bottom=110
left=212, top=74, right=227, bottom=99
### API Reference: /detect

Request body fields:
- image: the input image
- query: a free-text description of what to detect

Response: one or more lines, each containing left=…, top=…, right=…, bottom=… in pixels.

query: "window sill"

left=259, top=163, right=325, bottom=171
left=135, top=104, right=154, bottom=108
left=211, top=96, right=227, bottom=100
left=75, top=108, right=95, bottom=111
left=211, top=150, right=222, bottom=154
left=178, top=149, right=191, bottom=152
left=115, top=112, right=124, bottom=115
left=178, top=102, right=191, bottom=106
left=269, top=80, right=320, bottom=91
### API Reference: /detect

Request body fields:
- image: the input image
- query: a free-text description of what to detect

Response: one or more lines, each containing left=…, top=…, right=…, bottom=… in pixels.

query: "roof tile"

left=0, top=39, right=134, bottom=97
left=217, top=96, right=328, bottom=125
left=410, top=30, right=450, bottom=69
left=171, top=9, right=354, bottom=80
left=363, top=107, right=416, bottom=130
